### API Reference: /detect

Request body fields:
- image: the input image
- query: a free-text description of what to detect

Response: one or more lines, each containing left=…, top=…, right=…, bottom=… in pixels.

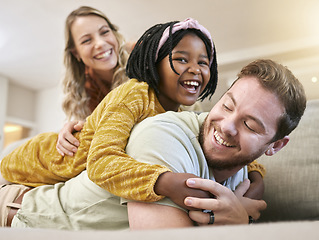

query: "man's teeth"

left=95, top=50, right=111, bottom=59
left=214, top=131, right=233, bottom=147
left=184, top=81, right=199, bottom=87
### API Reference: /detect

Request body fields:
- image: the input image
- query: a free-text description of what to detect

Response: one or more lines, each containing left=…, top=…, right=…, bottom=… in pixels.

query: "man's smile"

left=213, top=130, right=235, bottom=147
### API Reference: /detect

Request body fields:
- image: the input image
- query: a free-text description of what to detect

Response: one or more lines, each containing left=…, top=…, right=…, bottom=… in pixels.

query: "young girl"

left=1, top=18, right=263, bottom=206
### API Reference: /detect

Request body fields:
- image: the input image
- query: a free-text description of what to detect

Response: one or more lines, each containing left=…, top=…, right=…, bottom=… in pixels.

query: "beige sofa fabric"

left=1, top=221, right=319, bottom=240
left=259, top=99, right=319, bottom=222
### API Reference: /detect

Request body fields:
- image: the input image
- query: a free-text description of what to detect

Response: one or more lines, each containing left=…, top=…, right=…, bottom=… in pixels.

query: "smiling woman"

left=55, top=6, right=131, bottom=156
left=62, top=6, right=130, bottom=121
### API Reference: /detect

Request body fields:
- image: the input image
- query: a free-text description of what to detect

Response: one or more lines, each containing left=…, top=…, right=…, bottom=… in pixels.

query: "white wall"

left=7, top=83, right=36, bottom=122
left=35, top=85, right=66, bottom=134
left=0, top=76, right=8, bottom=152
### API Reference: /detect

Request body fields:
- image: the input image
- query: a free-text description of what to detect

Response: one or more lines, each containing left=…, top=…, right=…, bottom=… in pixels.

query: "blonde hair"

left=62, top=6, right=129, bottom=120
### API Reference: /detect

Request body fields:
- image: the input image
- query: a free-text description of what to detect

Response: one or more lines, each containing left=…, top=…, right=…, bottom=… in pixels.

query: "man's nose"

left=220, top=117, right=238, bottom=137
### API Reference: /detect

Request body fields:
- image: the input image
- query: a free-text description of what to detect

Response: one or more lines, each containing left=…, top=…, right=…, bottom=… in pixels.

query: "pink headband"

left=155, top=18, right=214, bottom=66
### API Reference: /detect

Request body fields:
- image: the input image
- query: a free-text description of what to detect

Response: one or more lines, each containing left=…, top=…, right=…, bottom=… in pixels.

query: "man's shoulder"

left=141, top=111, right=208, bottom=131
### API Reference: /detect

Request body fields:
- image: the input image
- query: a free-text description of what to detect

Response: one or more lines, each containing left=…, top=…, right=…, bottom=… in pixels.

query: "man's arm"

left=127, top=202, right=194, bottom=230
left=127, top=178, right=265, bottom=229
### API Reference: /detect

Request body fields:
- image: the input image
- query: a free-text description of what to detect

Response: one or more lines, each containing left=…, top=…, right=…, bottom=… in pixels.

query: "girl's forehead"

left=173, top=34, right=208, bottom=54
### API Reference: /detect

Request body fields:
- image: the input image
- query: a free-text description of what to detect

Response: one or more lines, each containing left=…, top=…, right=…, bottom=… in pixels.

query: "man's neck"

left=212, top=166, right=244, bottom=184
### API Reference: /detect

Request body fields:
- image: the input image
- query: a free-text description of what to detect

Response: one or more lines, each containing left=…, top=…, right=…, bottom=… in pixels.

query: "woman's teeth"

left=95, top=50, right=111, bottom=59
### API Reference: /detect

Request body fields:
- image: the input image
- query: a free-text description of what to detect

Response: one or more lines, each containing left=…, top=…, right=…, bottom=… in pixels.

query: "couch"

left=1, top=99, right=318, bottom=239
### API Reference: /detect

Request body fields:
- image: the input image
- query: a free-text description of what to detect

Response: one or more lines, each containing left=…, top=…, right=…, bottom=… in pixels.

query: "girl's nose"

left=188, top=64, right=201, bottom=75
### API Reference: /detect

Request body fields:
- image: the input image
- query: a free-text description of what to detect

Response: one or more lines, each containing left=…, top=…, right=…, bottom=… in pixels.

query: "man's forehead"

left=225, top=77, right=284, bottom=126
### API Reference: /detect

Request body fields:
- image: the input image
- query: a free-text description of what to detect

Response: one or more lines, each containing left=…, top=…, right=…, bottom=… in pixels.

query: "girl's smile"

left=156, top=33, right=210, bottom=111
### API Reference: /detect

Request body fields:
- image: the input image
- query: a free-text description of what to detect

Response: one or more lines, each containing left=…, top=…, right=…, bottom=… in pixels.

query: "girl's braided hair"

left=126, top=21, right=218, bottom=101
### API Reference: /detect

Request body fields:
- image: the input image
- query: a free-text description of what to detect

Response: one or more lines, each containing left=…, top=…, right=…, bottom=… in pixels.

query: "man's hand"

left=56, top=120, right=84, bottom=156
left=184, top=178, right=265, bottom=225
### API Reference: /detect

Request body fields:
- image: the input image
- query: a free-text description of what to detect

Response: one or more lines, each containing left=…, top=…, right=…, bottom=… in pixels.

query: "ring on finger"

left=208, top=211, right=215, bottom=225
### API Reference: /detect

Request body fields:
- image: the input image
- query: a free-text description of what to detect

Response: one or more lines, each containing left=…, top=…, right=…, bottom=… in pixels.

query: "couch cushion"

left=259, top=99, right=319, bottom=222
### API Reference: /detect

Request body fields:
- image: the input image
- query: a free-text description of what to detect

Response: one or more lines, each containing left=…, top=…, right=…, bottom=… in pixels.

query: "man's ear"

left=265, top=136, right=290, bottom=156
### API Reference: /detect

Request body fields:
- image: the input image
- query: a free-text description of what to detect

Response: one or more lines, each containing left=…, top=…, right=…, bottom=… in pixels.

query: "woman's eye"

left=81, top=39, right=91, bottom=45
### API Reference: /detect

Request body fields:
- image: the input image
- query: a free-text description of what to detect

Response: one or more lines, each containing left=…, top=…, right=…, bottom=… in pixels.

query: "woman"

left=56, top=6, right=132, bottom=156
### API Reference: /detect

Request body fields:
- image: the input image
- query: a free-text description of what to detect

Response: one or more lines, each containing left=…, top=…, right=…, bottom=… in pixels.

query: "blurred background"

left=0, top=0, right=318, bottom=151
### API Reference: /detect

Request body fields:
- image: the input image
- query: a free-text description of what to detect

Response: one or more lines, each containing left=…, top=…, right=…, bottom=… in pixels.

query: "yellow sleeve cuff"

left=247, top=160, right=266, bottom=178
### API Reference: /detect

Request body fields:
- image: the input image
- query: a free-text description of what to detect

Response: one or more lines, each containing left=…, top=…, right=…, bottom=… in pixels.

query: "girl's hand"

left=234, top=179, right=267, bottom=221
left=245, top=171, right=265, bottom=199
left=154, top=172, right=211, bottom=210
left=56, top=120, right=84, bottom=156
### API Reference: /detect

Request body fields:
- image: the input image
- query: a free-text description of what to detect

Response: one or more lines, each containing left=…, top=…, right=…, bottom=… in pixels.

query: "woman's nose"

left=94, top=36, right=105, bottom=48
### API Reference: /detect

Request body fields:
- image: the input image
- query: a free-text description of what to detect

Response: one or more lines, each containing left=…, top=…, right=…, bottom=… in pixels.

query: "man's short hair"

left=234, top=59, right=307, bottom=141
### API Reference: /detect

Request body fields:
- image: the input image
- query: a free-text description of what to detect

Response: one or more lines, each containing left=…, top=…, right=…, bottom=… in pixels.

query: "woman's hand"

left=184, top=178, right=266, bottom=225
left=56, top=120, right=84, bottom=156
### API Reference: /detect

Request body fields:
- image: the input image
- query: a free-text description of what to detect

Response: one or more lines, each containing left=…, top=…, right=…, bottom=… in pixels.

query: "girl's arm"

left=245, top=160, right=266, bottom=199
left=84, top=81, right=172, bottom=202
left=86, top=101, right=170, bottom=201
left=154, top=172, right=211, bottom=210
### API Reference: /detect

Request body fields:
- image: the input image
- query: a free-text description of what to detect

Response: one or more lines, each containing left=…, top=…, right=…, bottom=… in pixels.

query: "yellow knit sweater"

left=1, top=78, right=265, bottom=202
left=1, top=79, right=169, bottom=201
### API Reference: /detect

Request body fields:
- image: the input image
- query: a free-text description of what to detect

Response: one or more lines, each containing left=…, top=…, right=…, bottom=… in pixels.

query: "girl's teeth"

left=184, top=81, right=199, bottom=87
